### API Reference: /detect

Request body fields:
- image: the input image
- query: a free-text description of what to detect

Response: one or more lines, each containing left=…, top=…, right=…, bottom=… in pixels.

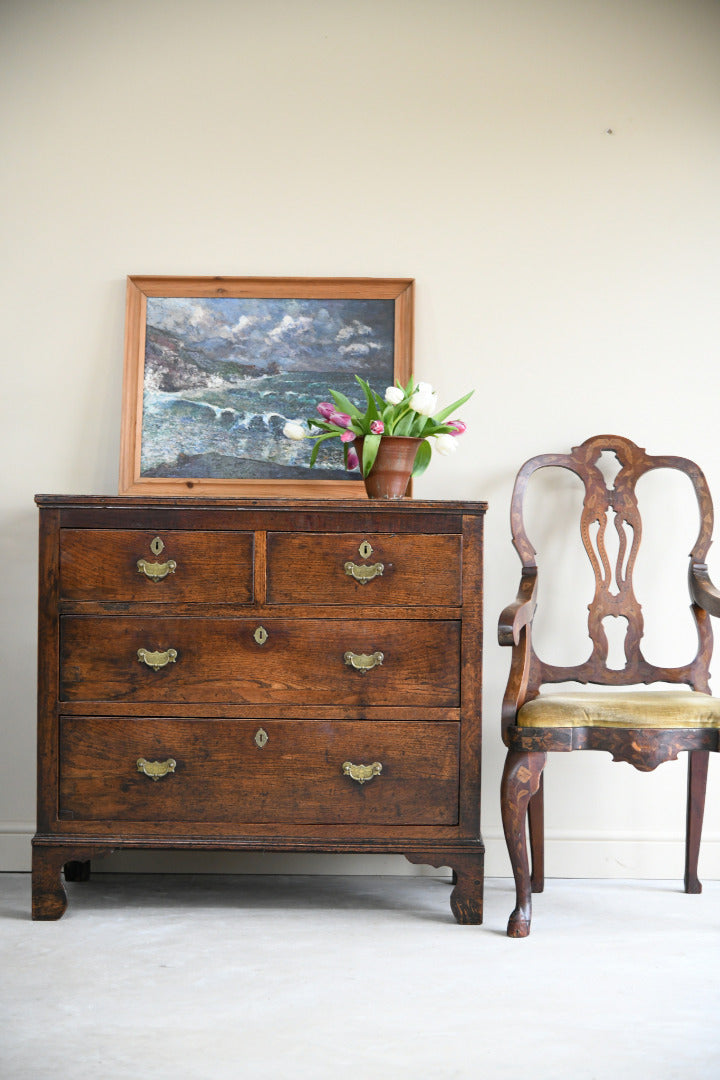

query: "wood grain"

left=266, top=531, right=462, bottom=606
left=59, top=615, right=461, bottom=706
left=60, top=528, right=254, bottom=603
left=58, top=717, right=460, bottom=826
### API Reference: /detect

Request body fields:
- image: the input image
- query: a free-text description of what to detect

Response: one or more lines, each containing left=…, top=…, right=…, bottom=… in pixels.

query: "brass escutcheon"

left=254, top=728, right=269, bottom=749
left=137, top=647, right=178, bottom=671
left=253, top=626, right=269, bottom=645
left=344, top=650, right=384, bottom=673
left=342, top=761, right=383, bottom=785
left=137, top=757, right=176, bottom=781
left=150, top=536, right=165, bottom=556
left=358, top=539, right=374, bottom=559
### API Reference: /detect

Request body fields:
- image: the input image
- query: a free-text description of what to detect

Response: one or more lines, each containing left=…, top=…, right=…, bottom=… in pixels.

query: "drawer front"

left=58, top=717, right=460, bottom=825
left=60, top=616, right=461, bottom=706
left=266, top=532, right=462, bottom=606
left=59, top=529, right=254, bottom=603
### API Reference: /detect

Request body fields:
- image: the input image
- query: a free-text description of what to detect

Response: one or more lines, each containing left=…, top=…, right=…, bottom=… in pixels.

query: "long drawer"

left=59, top=616, right=461, bottom=706
left=58, top=717, right=461, bottom=825
left=59, top=529, right=254, bottom=603
left=266, top=531, right=462, bottom=606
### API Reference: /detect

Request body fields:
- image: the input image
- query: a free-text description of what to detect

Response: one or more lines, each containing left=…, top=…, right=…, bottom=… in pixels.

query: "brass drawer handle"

left=137, top=558, right=177, bottom=582
left=344, top=650, right=384, bottom=673
left=137, top=647, right=178, bottom=671
left=344, top=561, right=384, bottom=584
left=343, top=761, right=383, bottom=785
left=137, top=757, right=176, bottom=781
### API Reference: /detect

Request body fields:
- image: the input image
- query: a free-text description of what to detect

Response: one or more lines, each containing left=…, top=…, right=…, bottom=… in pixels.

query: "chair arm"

left=498, top=567, right=538, bottom=646
left=690, top=561, right=720, bottom=618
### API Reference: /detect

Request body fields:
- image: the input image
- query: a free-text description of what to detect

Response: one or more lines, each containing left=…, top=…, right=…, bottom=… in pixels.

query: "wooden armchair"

left=499, top=434, right=720, bottom=937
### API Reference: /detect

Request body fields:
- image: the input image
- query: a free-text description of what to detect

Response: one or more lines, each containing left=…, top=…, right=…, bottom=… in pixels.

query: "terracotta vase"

left=358, top=436, right=423, bottom=499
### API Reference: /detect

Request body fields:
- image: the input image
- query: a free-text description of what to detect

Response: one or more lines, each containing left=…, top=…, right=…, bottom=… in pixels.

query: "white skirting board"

left=3, top=824, right=719, bottom=879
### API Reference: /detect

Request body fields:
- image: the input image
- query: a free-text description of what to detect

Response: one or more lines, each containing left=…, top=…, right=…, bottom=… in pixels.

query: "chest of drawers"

left=32, top=496, right=486, bottom=922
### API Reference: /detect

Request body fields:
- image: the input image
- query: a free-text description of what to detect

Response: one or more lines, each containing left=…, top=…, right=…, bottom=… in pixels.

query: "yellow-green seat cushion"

left=517, top=690, right=720, bottom=729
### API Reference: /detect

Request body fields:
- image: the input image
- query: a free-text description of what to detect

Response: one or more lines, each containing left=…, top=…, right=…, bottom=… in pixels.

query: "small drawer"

left=59, top=616, right=461, bottom=706
left=266, top=532, right=462, bottom=606
left=59, top=529, right=254, bottom=603
left=58, top=717, right=460, bottom=826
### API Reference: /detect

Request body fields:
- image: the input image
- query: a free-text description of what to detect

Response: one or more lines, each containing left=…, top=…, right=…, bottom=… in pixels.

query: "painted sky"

left=146, top=296, right=395, bottom=373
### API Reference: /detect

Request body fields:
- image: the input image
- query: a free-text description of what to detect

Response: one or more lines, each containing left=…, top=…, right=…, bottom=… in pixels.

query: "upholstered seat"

left=517, top=691, right=720, bottom=729
left=498, top=435, right=720, bottom=937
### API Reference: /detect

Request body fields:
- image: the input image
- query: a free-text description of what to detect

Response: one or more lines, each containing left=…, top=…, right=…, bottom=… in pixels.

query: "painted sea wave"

left=141, top=371, right=370, bottom=480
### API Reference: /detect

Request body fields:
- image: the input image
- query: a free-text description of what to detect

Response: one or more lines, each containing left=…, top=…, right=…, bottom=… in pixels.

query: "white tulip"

left=283, top=421, right=306, bottom=441
left=409, top=382, right=438, bottom=416
left=434, top=433, right=458, bottom=456
left=384, top=386, right=404, bottom=405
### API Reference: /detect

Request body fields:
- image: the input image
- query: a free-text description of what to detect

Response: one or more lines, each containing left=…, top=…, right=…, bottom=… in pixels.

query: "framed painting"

left=119, top=276, right=414, bottom=497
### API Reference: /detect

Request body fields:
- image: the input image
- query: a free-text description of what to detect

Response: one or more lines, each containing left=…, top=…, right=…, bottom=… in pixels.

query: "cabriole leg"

left=501, top=749, right=547, bottom=937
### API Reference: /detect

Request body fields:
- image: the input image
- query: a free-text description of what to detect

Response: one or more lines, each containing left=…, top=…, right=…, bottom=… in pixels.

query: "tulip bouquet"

left=284, top=376, right=473, bottom=478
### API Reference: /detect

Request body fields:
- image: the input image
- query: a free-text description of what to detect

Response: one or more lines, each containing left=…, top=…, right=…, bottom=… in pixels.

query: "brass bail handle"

left=137, top=558, right=177, bottom=582
left=342, top=761, right=383, bottom=785
left=344, top=561, right=384, bottom=584
left=138, top=647, right=178, bottom=671
left=137, top=757, right=176, bottom=781
left=344, top=650, right=384, bottom=673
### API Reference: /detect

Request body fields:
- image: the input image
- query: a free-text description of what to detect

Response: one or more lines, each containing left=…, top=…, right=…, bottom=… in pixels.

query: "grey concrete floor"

left=1, top=873, right=718, bottom=1079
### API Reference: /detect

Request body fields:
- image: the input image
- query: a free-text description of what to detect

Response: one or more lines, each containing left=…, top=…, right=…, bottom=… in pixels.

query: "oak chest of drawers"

left=33, top=496, right=486, bottom=922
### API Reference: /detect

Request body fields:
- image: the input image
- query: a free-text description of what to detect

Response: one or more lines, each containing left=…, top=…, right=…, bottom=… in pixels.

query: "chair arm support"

left=498, top=567, right=538, bottom=646
left=690, top=561, right=720, bottom=617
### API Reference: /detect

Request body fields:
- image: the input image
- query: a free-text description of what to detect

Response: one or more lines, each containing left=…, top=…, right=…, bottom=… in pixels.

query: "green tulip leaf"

left=327, top=390, right=362, bottom=418
left=393, top=410, right=414, bottom=436
left=354, top=376, right=381, bottom=422
left=411, top=438, right=432, bottom=477
left=309, top=432, right=337, bottom=467
left=361, top=433, right=381, bottom=477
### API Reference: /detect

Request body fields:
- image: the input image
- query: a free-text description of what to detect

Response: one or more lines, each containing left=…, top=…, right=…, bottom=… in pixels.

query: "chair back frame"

left=509, top=434, right=714, bottom=698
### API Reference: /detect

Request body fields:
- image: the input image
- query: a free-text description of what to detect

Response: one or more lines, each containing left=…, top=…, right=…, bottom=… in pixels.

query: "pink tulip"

left=346, top=447, right=359, bottom=470
left=317, top=402, right=335, bottom=420
left=448, top=419, right=467, bottom=436
left=340, top=430, right=355, bottom=443
left=370, top=420, right=384, bottom=435
left=329, top=411, right=352, bottom=428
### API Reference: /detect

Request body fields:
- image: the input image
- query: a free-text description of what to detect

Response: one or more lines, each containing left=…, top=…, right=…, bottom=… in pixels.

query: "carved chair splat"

left=498, top=435, right=720, bottom=937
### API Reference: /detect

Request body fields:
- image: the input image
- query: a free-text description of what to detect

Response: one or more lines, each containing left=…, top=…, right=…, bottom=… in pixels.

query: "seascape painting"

left=139, top=296, right=397, bottom=481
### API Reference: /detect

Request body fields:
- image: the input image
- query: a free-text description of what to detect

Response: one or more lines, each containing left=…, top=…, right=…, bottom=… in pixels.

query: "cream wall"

left=2, top=0, right=719, bottom=878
